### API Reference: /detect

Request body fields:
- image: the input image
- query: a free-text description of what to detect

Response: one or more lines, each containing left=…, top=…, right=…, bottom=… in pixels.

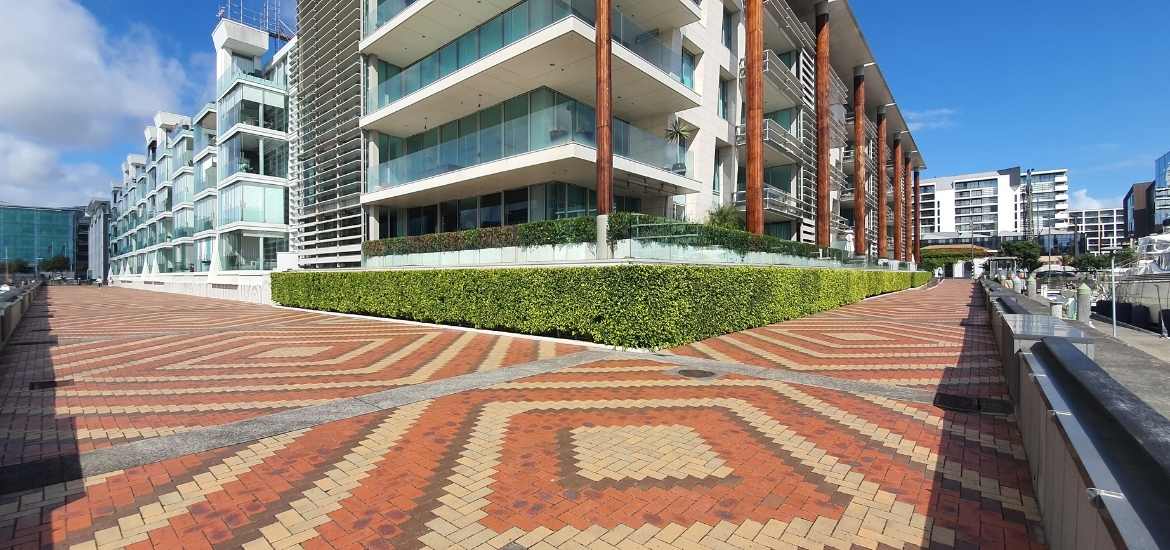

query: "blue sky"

left=2, top=0, right=1167, bottom=209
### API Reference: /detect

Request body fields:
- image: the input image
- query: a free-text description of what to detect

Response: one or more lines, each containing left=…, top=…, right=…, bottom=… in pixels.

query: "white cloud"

left=1069, top=189, right=1122, bottom=211
left=905, top=108, right=957, bottom=132
left=0, top=133, right=113, bottom=207
left=0, top=0, right=189, bottom=148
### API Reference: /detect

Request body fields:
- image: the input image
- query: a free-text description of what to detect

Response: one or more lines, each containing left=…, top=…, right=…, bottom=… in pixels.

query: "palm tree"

left=663, top=117, right=697, bottom=174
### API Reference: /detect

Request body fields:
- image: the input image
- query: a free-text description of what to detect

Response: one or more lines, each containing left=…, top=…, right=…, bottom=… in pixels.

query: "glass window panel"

left=438, top=43, right=458, bottom=78
left=505, top=188, right=528, bottom=225
left=529, top=87, right=555, bottom=150
left=480, top=192, right=502, bottom=228
left=502, top=95, right=529, bottom=157
left=479, top=104, right=502, bottom=163
left=457, top=33, right=478, bottom=69
left=440, top=200, right=459, bottom=232
left=480, top=16, right=503, bottom=56
left=459, top=197, right=478, bottom=230
left=503, top=3, right=529, bottom=44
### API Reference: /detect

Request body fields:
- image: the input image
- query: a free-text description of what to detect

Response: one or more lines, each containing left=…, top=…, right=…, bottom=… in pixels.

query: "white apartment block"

left=920, top=167, right=1069, bottom=237
left=356, top=0, right=923, bottom=253
left=1069, top=207, right=1126, bottom=255
left=109, top=19, right=296, bottom=286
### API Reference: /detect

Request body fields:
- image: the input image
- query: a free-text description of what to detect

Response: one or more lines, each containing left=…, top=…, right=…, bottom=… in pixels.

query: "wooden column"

left=876, top=107, right=888, bottom=258
left=904, top=157, right=913, bottom=262
left=913, top=169, right=922, bottom=262
left=745, top=0, right=764, bottom=235
left=851, top=66, right=866, bottom=256
left=595, top=0, right=613, bottom=214
left=814, top=1, right=831, bottom=247
left=892, top=138, right=904, bottom=261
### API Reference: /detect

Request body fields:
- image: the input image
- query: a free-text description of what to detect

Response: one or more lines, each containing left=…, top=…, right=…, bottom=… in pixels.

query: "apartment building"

left=1069, top=207, right=1126, bottom=255
left=1124, top=181, right=1155, bottom=241
left=85, top=199, right=112, bottom=281
left=109, top=18, right=295, bottom=280
left=919, top=166, right=1069, bottom=238
left=1015, top=169, right=1070, bottom=232
left=356, top=0, right=924, bottom=259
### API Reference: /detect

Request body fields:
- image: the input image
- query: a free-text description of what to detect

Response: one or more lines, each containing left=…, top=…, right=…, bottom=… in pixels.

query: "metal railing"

left=763, top=0, right=815, bottom=50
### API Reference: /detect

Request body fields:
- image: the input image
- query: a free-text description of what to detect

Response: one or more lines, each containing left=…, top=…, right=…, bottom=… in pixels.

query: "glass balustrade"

left=367, top=0, right=688, bottom=114
left=368, top=87, right=694, bottom=193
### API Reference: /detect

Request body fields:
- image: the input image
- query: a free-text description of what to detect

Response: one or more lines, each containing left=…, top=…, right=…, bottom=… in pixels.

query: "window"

left=681, top=50, right=696, bottom=89
left=713, top=152, right=722, bottom=196
left=722, top=9, right=736, bottom=51
left=505, top=188, right=529, bottom=225
left=718, top=79, right=731, bottom=120
left=480, top=192, right=502, bottom=228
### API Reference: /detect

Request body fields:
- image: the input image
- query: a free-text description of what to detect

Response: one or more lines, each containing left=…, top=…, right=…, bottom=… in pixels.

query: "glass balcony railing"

left=364, top=0, right=418, bottom=35
left=368, top=90, right=694, bottom=193
left=217, top=68, right=286, bottom=97
left=194, top=127, right=217, bottom=154
left=367, top=0, right=689, bottom=114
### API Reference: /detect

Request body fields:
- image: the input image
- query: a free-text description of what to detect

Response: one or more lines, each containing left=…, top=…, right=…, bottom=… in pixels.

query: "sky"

left=1, top=0, right=1167, bottom=210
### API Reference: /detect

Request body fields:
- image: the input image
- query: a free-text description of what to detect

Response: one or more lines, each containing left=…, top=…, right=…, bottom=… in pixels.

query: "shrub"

left=272, top=266, right=930, bottom=348
left=608, top=212, right=842, bottom=259
left=363, top=217, right=595, bottom=257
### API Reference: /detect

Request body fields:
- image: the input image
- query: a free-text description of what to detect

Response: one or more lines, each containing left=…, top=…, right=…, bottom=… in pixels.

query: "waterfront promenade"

left=0, top=281, right=1042, bottom=549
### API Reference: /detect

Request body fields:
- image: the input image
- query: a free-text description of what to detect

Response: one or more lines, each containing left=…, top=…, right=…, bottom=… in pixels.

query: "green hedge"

left=362, top=217, right=595, bottom=256
left=608, top=212, right=849, bottom=260
left=363, top=212, right=850, bottom=261
left=273, top=265, right=931, bottom=349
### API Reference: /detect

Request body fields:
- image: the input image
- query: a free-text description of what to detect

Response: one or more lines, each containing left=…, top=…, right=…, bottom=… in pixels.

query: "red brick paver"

left=0, top=288, right=581, bottom=466
left=0, top=281, right=1044, bottom=549
left=674, top=280, right=1007, bottom=398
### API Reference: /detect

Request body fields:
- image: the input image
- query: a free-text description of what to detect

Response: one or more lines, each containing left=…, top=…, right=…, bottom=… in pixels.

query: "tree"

left=41, top=255, right=70, bottom=273
left=1113, top=246, right=1138, bottom=268
left=1068, top=253, right=1109, bottom=271
left=706, top=204, right=745, bottom=231
left=3, top=259, right=29, bottom=275
left=1001, top=240, right=1042, bottom=272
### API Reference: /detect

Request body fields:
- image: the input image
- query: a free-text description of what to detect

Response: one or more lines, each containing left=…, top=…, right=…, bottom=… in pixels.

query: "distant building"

left=1154, top=151, right=1170, bottom=228
left=86, top=198, right=112, bottom=280
left=1069, top=208, right=1125, bottom=255
left=918, top=166, right=1069, bottom=236
left=1123, top=181, right=1154, bottom=241
left=0, top=203, right=87, bottom=276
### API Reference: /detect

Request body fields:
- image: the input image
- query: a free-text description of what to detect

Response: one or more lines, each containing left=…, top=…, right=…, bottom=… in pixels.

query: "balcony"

left=216, top=68, right=286, bottom=98
left=735, top=118, right=812, bottom=166
left=362, top=0, right=700, bottom=67
left=739, top=49, right=802, bottom=112
left=763, top=0, right=815, bottom=52
left=365, top=88, right=698, bottom=206
left=734, top=185, right=804, bottom=222
left=362, top=1, right=699, bottom=136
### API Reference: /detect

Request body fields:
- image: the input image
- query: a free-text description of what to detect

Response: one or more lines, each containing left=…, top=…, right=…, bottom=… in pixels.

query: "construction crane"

left=217, top=0, right=296, bottom=43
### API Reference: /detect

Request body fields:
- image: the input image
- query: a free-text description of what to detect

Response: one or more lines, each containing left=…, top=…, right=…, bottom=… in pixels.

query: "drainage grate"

left=29, top=379, right=74, bottom=391
left=934, top=393, right=1014, bottom=416
left=676, top=369, right=717, bottom=379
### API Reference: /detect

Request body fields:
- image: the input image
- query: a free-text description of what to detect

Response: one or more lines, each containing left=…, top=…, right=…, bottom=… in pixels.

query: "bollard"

left=1077, top=283, right=1092, bottom=325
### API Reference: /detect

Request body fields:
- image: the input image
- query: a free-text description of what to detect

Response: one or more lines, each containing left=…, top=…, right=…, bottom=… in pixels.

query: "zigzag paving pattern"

left=672, top=280, right=1006, bottom=398
left=0, top=287, right=581, bottom=467
left=0, top=281, right=1045, bottom=549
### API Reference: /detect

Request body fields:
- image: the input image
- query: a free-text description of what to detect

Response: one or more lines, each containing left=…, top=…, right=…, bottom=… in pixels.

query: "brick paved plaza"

left=0, top=281, right=1044, bottom=549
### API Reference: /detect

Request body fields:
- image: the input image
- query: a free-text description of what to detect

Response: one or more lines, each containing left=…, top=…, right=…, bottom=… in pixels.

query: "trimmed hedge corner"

left=273, top=266, right=930, bottom=349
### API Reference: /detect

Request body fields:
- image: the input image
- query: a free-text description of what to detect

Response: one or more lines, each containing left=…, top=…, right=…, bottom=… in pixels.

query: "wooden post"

left=876, top=107, right=888, bottom=258
left=814, top=1, right=831, bottom=248
left=852, top=65, right=866, bottom=256
left=595, top=0, right=613, bottom=214
left=745, top=0, right=764, bottom=235
left=913, top=169, right=922, bottom=262
left=892, top=138, right=904, bottom=261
